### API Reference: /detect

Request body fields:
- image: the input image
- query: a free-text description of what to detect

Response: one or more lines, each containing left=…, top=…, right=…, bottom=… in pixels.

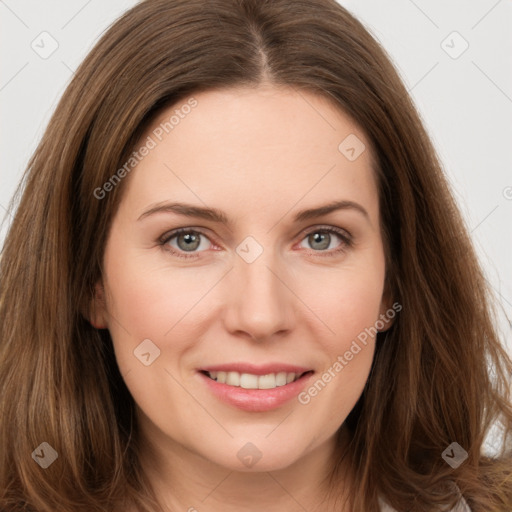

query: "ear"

left=87, top=280, right=109, bottom=329
left=377, top=284, right=399, bottom=333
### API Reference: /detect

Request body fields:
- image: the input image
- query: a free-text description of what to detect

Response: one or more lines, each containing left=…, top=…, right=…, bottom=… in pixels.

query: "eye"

left=159, top=225, right=353, bottom=260
left=159, top=228, right=213, bottom=259
left=298, top=226, right=352, bottom=256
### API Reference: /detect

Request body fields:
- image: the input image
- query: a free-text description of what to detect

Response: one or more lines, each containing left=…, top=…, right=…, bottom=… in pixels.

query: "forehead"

left=118, top=85, right=379, bottom=223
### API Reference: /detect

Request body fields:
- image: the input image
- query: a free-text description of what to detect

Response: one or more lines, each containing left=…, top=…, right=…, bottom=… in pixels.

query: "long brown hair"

left=1, top=1, right=510, bottom=510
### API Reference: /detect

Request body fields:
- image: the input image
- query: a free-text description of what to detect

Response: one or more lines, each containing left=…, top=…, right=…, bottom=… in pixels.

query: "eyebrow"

left=137, top=199, right=369, bottom=225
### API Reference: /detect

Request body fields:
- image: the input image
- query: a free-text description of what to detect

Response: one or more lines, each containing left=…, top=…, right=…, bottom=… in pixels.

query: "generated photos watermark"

left=93, top=97, right=198, bottom=200
left=31, top=442, right=58, bottom=469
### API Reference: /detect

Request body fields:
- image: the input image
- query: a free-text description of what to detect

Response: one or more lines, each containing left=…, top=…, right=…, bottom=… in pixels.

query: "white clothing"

left=379, top=494, right=471, bottom=511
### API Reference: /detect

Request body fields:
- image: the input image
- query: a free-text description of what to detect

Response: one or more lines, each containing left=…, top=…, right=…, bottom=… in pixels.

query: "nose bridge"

left=223, top=238, right=295, bottom=340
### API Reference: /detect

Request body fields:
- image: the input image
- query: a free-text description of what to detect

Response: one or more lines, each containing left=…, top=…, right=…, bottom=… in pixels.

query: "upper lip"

left=199, top=363, right=313, bottom=376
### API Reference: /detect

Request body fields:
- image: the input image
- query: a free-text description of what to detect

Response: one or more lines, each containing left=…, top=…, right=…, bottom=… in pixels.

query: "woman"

left=0, top=1, right=510, bottom=511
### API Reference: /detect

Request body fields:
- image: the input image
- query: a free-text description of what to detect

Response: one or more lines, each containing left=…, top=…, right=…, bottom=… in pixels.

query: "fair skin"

left=91, top=85, right=392, bottom=512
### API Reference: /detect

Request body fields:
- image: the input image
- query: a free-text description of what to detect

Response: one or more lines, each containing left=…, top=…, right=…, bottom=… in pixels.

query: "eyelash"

left=158, top=225, right=353, bottom=260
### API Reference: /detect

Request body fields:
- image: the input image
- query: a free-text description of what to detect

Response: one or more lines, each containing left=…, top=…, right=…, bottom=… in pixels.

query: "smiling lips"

left=198, top=363, right=314, bottom=412
left=205, top=370, right=303, bottom=389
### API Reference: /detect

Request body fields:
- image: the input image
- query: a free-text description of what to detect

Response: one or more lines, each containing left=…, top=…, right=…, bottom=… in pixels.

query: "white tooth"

left=258, top=373, right=277, bottom=389
left=215, top=371, right=300, bottom=388
left=240, top=373, right=259, bottom=389
left=275, top=372, right=288, bottom=386
left=226, top=371, right=240, bottom=386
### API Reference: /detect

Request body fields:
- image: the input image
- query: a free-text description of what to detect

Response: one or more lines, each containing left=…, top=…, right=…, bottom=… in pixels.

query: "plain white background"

left=1, top=0, right=511, bottom=356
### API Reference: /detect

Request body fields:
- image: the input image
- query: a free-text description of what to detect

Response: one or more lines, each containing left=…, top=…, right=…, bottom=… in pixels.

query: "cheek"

left=293, top=254, right=385, bottom=409
left=294, top=284, right=381, bottom=433
left=297, top=253, right=386, bottom=348
left=103, top=237, right=198, bottom=329
left=313, top=275, right=383, bottom=334
left=101, top=244, right=226, bottom=372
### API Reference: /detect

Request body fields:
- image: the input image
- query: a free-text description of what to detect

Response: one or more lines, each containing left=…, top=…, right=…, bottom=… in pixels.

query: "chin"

left=198, top=437, right=309, bottom=473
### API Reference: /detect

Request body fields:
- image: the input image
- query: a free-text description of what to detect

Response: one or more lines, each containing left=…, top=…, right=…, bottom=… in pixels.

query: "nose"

left=222, top=250, right=296, bottom=342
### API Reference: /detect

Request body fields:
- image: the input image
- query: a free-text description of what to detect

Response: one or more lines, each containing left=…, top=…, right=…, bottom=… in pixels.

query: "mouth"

left=197, top=364, right=315, bottom=412
left=199, top=369, right=313, bottom=389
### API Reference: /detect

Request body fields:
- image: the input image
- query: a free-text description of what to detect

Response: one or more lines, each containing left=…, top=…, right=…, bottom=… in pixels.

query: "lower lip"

left=198, top=371, right=314, bottom=412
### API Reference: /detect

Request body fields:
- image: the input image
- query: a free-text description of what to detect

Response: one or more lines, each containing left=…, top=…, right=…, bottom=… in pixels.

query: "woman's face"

left=93, top=85, right=390, bottom=472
